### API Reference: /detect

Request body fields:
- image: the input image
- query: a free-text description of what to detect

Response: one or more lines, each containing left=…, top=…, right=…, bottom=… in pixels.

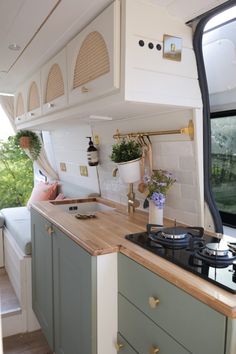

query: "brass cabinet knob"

left=149, top=296, right=160, bottom=308
left=149, top=345, right=160, bottom=354
left=81, top=86, right=89, bottom=93
left=45, top=225, right=54, bottom=236
left=115, top=342, right=124, bottom=351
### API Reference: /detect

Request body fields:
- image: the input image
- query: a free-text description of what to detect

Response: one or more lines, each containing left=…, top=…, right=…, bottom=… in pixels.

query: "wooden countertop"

left=32, top=197, right=236, bottom=319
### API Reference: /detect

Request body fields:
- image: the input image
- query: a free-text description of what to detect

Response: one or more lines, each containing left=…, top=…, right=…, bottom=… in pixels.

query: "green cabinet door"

left=31, top=209, right=54, bottom=350
left=53, top=226, right=97, bottom=354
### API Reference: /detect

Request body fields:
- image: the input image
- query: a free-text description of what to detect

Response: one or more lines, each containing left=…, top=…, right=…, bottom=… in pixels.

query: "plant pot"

left=148, top=200, right=164, bottom=226
left=19, top=136, right=31, bottom=149
left=117, top=158, right=141, bottom=183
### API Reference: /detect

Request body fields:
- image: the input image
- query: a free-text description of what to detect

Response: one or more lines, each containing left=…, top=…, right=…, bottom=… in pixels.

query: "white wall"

left=43, top=124, right=100, bottom=196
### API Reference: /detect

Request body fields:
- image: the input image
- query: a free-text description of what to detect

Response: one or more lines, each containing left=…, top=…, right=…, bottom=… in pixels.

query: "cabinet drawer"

left=119, top=294, right=190, bottom=354
left=117, top=333, right=137, bottom=353
left=118, top=254, right=226, bottom=354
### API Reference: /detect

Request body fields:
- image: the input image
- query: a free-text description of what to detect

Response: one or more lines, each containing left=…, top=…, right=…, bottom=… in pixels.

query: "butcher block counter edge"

left=31, top=197, right=236, bottom=319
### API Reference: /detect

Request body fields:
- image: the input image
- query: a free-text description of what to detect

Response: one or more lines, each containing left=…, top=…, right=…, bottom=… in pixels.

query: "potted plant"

left=143, top=169, right=176, bottom=225
left=14, top=130, right=42, bottom=161
left=110, top=139, right=142, bottom=183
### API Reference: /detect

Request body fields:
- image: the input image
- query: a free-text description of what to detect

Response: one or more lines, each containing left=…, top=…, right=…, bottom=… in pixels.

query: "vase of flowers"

left=143, top=169, right=176, bottom=225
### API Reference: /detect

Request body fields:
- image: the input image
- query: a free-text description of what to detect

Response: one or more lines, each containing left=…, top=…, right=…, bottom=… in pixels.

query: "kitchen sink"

left=51, top=201, right=115, bottom=214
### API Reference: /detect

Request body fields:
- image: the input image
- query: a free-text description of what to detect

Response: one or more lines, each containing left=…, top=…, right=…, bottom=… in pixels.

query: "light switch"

left=80, top=165, right=88, bottom=177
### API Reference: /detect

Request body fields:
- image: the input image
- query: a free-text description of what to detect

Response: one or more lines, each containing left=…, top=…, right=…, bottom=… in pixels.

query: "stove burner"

left=205, top=242, right=229, bottom=257
left=195, top=248, right=236, bottom=267
left=146, top=225, right=204, bottom=249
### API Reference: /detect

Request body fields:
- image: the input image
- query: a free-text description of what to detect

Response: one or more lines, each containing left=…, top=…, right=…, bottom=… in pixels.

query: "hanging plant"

left=110, top=139, right=142, bottom=163
left=14, top=130, right=42, bottom=161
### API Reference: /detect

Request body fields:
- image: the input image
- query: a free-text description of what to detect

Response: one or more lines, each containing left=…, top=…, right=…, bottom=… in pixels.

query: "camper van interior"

left=0, top=0, right=236, bottom=353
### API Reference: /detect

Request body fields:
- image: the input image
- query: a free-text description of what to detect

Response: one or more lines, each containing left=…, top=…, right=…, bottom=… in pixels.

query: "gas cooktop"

left=125, top=225, right=236, bottom=294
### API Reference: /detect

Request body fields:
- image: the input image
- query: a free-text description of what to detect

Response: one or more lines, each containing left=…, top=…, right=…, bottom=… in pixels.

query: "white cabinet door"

left=25, top=71, right=42, bottom=121
left=14, top=85, right=27, bottom=126
left=67, top=0, right=120, bottom=106
left=41, top=48, right=68, bottom=115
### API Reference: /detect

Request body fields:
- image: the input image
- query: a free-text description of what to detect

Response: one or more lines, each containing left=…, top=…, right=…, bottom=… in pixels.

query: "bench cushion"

left=1, top=207, right=31, bottom=255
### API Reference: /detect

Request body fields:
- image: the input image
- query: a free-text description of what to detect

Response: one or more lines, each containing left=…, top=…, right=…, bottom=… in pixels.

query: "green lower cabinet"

left=31, top=209, right=54, bottom=349
left=119, top=294, right=190, bottom=354
left=118, top=254, right=227, bottom=354
left=117, top=333, right=138, bottom=353
left=31, top=210, right=97, bottom=354
left=53, top=226, right=97, bottom=354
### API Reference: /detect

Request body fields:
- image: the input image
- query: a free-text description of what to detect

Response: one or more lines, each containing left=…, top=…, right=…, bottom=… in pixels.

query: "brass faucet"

left=112, top=169, right=140, bottom=213
left=127, top=183, right=140, bottom=213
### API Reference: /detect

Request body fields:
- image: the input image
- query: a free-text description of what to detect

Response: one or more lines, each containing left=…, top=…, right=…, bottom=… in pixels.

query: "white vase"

left=117, top=158, right=141, bottom=184
left=148, top=200, right=164, bottom=226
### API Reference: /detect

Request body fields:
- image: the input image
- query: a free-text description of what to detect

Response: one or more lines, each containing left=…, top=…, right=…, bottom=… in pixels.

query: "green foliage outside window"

left=0, top=136, right=33, bottom=209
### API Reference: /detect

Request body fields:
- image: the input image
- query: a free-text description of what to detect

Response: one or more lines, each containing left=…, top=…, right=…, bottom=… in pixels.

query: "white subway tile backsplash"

left=179, top=156, right=196, bottom=170
left=46, top=111, right=202, bottom=226
left=174, top=170, right=196, bottom=185
left=181, top=184, right=199, bottom=200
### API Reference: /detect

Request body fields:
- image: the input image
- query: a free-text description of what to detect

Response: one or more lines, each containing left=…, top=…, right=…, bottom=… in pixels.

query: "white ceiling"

left=0, top=0, right=228, bottom=93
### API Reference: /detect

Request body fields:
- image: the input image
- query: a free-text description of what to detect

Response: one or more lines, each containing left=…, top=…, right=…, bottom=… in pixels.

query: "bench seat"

left=1, top=207, right=31, bottom=256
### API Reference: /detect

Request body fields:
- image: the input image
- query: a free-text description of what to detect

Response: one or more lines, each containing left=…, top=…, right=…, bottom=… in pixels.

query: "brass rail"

left=113, top=120, right=194, bottom=141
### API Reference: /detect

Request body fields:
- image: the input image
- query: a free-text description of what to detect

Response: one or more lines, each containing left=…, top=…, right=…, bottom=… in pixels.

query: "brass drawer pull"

left=81, top=86, right=89, bottom=93
left=115, top=342, right=124, bottom=351
left=149, top=345, right=160, bottom=354
left=149, top=296, right=160, bottom=308
left=45, top=225, right=54, bottom=236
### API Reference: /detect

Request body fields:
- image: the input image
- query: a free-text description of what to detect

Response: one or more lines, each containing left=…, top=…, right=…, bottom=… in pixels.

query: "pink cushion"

left=55, top=193, right=65, bottom=200
left=27, top=182, right=58, bottom=208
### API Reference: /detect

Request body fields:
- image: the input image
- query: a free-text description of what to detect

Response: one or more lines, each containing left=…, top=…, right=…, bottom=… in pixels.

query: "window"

left=193, top=1, right=236, bottom=232
left=211, top=112, right=236, bottom=227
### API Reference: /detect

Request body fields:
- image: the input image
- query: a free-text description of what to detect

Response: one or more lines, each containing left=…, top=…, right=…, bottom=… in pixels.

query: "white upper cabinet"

left=41, top=48, right=68, bottom=115
left=15, top=85, right=27, bottom=125
left=26, top=72, right=42, bottom=121
left=123, top=0, right=201, bottom=108
left=14, top=0, right=202, bottom=130
left=67, top=0, right=120, bottom=106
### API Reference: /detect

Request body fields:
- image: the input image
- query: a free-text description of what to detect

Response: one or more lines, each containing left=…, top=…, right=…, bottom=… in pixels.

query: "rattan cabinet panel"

left=41, top=48, right=68, bottom=115
left=67, top=0, right=120, bottom=106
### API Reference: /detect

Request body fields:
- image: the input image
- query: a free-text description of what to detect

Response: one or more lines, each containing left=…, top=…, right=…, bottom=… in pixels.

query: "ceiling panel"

left=0, top=0, right=25, bottom=32
left=0, top=0, right=231, bottom=93
left=0, top=0, right=59, bottom=72
left=167, top=0, right=228, bottom=21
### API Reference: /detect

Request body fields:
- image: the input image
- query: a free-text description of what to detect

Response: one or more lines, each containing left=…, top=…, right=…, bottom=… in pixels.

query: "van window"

left=201, top=5, right=236, bottom=228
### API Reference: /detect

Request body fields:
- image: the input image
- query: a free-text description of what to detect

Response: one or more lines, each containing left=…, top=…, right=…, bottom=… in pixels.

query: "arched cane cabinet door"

left=67, top=0, right=120, bottom=105
left=26, top=72, right=42, bottom=120
left=42, top=48, right=68, bottom=115
left=15, top=90, right=26, bottom=125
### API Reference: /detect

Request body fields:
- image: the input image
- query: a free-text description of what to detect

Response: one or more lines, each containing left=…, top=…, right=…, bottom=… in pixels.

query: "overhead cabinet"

left=15, top=87, right=26, bottom=125
left=67, top=0, right=120, bottom=105
left=41, top=48, right=68, bottom=115
left=14, top=0, right=202, bottom=130
left=26, top=72, right=42, bottom=121
left=15, top=72, right=42, bottom=125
